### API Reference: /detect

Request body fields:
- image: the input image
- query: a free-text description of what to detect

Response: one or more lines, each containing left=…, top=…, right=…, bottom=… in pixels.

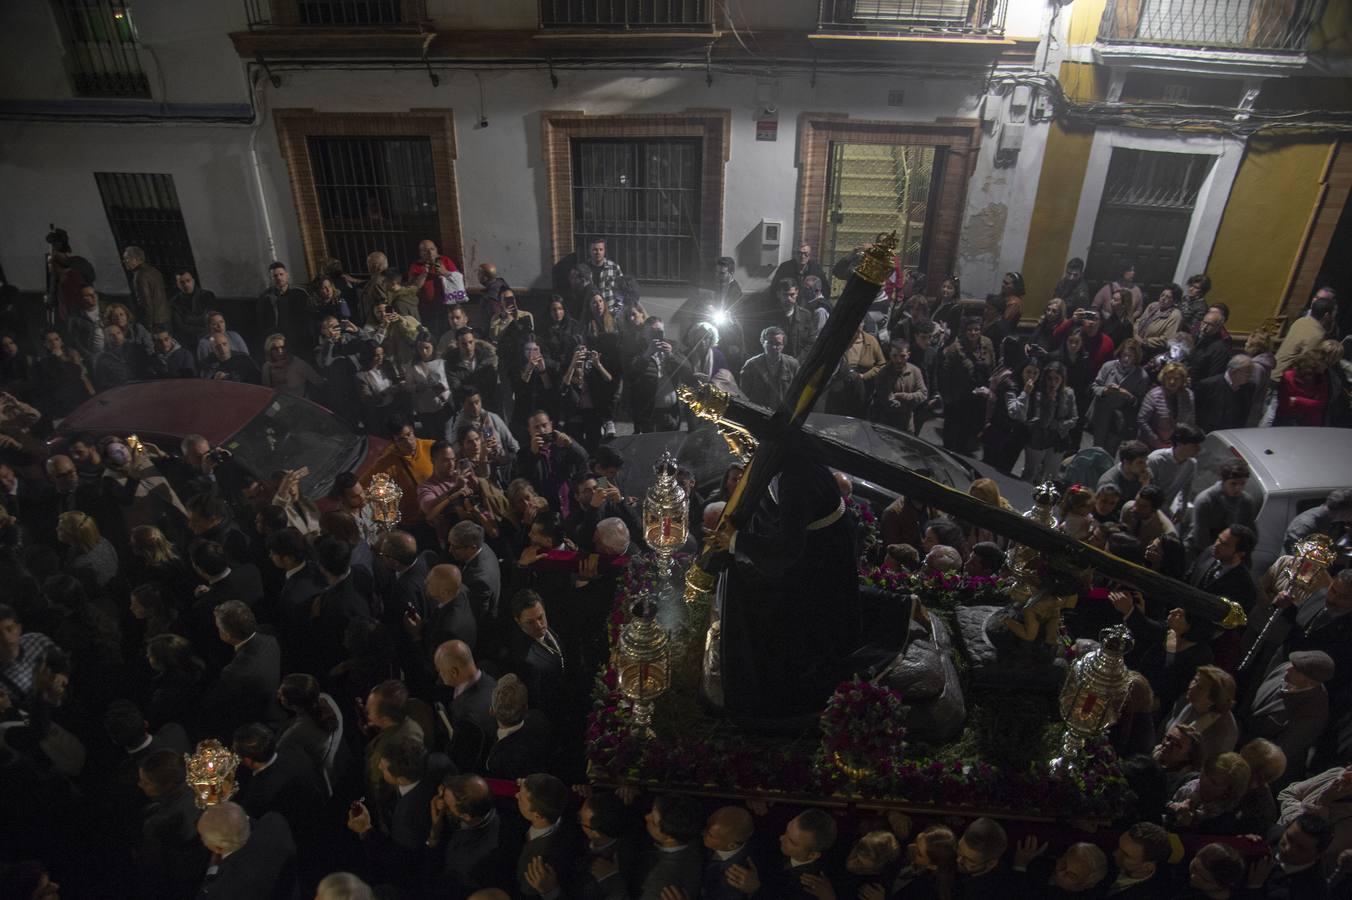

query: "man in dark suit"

left=198, top=601, right=284, bottom=741
left=310, top=535, right=371, bottom=675
left=348, top=734, right=437, bottom=896
left=195, top=802, right=297, bottom=900
left=516, top=773, right=581, bottom=899
left=231, top=723, right=326, bottom=848
left=137, top=749, right=210, bottom=900
left=1265, top=569, right=1352, bottom=696
left=955, top=817, right=1014, bottom=900
left=434, top=639, right=497, bottom=769
left=188, top=539, right=266, bottom=670
left=506, top=590, right=568, bottom=727
left=426, top=773, right=511, bottom=897
left=702, top=806, right=759, bottom=900
left=185, top=492, right=253, bottom=565
left=484, top=674, right=552, bottom=780
left=570, top=791, right=643, bottom=900
left=101, top=699, right=191, bottom=843
left=1102, top=821, right=1173, bottom=900
left=1245, top=813, right=1331, bottom=899
left=1187, top=524, right=1259, bottom=613
left=407, top=564, right=476, bottom=680
left=265, top=527, right=327, bottom=671
left=448, top=520, right=502, bottom=632
left=1194, top=356, right=1256, bottom=433
left=636, top=794, right=705, bottom=900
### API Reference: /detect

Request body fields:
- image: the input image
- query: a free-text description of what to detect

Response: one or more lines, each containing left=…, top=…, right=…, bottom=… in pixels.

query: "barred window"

left=540, top=0, right=710, bottom=28
left=307, top=136, right=441, bottom=273
left=95, top=172, right=198, bottom=278
left=297, top=0, right=404, bottom=25
left=53, top=0, right=150, bottom=98
left=572, top=138, right=703, bottom=284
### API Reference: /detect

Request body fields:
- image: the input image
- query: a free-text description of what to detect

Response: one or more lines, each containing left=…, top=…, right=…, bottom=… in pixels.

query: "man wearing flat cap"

left=1248, top=650, right=1333, bottom=787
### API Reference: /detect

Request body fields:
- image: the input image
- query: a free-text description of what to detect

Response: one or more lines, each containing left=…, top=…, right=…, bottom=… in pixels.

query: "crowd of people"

left=0, top=233, right=1350, bottom=899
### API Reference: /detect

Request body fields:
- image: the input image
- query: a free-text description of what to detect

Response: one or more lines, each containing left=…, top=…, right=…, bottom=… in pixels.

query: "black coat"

left=507, top=628, right=568, bottom=724
left=485, top=709, right=552, bottom=779
left=140, top=785, right=209, bottom=900
left=362, top=778, right=437, bottom=893
left=311, top=576, right=371, bottom=674
left=638, top=842, right=704, bottom=900
left=235, top=747, right=327, bottom=843
left=198, top=633, right=284, bottom=741
left=461, top=546, right=503, bottom=625
left=1186, top=554, right=1259, bottom=615
left=426, top=809, right=511, bottom=898
left=516, top=822, right=582, bottom=899
left=1194, top=372, right=1255, bottom=433
left=196, top=811, right=298, bottom=900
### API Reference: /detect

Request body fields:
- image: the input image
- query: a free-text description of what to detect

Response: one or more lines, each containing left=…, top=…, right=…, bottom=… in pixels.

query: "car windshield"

left=219, top=394, right=365, bottom=498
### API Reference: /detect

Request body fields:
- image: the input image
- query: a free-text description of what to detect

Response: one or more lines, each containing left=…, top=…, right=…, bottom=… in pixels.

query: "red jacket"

left=1051, top=318, right=1116, bottom=371
left=1276, top=368, right=1328, bottom=426
left=407, top=255, right=459, bottom=321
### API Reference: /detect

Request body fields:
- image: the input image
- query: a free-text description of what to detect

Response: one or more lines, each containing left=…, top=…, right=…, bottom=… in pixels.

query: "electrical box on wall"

left=758, top=219, right=782, bottom=267
left=995, top=123, right=1024, bottom=168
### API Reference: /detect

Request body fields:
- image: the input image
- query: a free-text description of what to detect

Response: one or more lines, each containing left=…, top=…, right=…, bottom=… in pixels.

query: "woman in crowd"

left=886, top=823, right=957, bottom=900
left=1235, top=738, right=1286, bottom=834
left=979, top=339, right=1035, bottom=474
left=0, top=333, right=35, bottom=399
left=267, top=468, right=322, bottom=536
left=407, top=333, right=452, bottom=439
left=1086, top=338, right=1149, bottom=455
left=940, top=317, right=994, bottom=455
left=56, top=510, right=119, bottom=591
left=103, top=302, right=153, bottom=355
left=128, top=582, right=180, bottom=645
left=1051, top=325, right=1094, bottom=449
left=1134, top=283, right=1184, bottom=357
left=964, top=477, right=1016, bottom=549
left=1137, top=361, right=1195, bottom=450
left=1145, top=532, right=1188, bottom=581
left=1058, top=485, right=1095, bottom=541
left=1099, top=286, right=1137, bottom=348
left=143, top=632, right=205, bottom=732
left=929, top=275, right=963, bottom=342
left=310, top=275, right=352, bottom=337
left=1029, top=297, right=1066, bottom=350
left=1163, top=664, right=1239, bottom=760
left=1160, top=606, right=1218, bottom=716
left=558, top=342, right=614, bottom=452
left=512, top=338, right=558, bottom=436
left=277, top=672, right=352, bottom=797
left=1274, top=348, right=1330, bottom=426
left=127, top=524, right=195, bottom=600
left=1009, top=360, right=1078, bottom=483
left=261, top=333, right=324, bottom=399
left=983, top=271, right=1025, bottom=344
left=1089, top=484, right=1122, bottom=527
left=1168, top=751, right=1251, bottom=833
left=539, top=294, right=584, bottom=370
left=355, top=343, right=403, bottom=429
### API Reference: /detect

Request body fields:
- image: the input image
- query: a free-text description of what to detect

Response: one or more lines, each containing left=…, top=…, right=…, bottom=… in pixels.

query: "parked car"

left=53, top=381, right=388, bottom=501
left=607, top=412, right=1034, bottom=516
left=1185, top=427, right=1352, bottom=576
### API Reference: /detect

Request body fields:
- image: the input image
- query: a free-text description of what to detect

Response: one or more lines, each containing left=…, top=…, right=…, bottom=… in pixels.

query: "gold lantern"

left=1052, top=625, right=1134, bottom=773
left=366, top=471, right=403, bottom=533
left=616, top=592, right=670, bottom=739
left=1240, top=533, right=1339, bottom=670
left=1006, top=481, right=1061, bottom=603
left=185, top=739, right=240, bottom=809
left=643, top=451, right=688, bottom=580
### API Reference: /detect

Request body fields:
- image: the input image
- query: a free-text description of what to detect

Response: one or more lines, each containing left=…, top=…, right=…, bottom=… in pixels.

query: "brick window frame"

left=274, top=108, right=462, bottom=279
left=795, top=114, right=982, bottom=289
left=541, top=110, right=731, bottom=281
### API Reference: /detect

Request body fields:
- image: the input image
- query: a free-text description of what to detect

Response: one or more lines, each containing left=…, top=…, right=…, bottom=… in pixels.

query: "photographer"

left=1050, top=306, right=1116, bottom=372
left=444, top=386, right=516, bottom=487
left=515, top=411, right=588, bottom=516
left=558, top=342, right=613, bottom=452
left=626, top=317, right=689, bottom=433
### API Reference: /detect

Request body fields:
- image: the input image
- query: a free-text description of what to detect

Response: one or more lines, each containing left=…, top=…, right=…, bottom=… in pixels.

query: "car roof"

left=57, top=381, right=277, bottom=446
left=1210, top=427, right=1352, bottom=495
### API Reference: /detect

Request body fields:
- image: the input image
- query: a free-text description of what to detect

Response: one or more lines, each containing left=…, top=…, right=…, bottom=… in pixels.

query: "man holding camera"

left=516, top=411, right=588, bottom=517
left=408, top=239, right=461, bottom=328
left=1051, top=306, right=1116, bottom=370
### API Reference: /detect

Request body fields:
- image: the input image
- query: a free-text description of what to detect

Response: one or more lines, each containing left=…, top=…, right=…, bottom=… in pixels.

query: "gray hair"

left=491, top=673, right=529, bottom=727
left=1226, top=353, right=1254, bottom=372
left=180, top=434, right=209, bottom=456
left=198, top=801, right=249, bottom=853
left=595, top=517, right=630, bottom=555
left=448, top=520, right=485, bottom=551
left=316, top=873, right=374, bottom=900
left=925, top=545, right=963, bottom=573
left=1063, top=843, right=1108, bottom=886
left=123, top=245, right=146, bottom=263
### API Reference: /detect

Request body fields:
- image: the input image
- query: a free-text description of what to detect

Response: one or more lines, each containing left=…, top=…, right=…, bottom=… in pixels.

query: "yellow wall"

left=1068, top=0, right=1108, bottom=46
left=1020, top=62, right=1101, bottom=309
left=1206, top=138, right=1333, bottom=334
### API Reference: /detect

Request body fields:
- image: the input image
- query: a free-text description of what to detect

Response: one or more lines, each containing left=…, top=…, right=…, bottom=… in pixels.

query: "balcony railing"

left=539, top=0, right=712, bottom=30
left=244, top=0, right=426, bottom=28
left=817, top=0, right=1007, bottom=36
left=1097, top=0, right=1326, bottom=52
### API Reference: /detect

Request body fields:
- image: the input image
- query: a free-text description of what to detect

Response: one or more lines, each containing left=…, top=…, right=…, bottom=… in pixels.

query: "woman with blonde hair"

left=261, top=332, right=323, bottom=398
left=887, top=824, right=957, bottom=900
left=1168, top=751, right=1251, bottom=832
left=1137, top=361, right=1195, bottom=449
left=962, top=477, right=1015, bottom=549
left=57, top=510, right=118, bottom=589
left=1163, top=664, right=1239, bottom=760
left=103, top=301, right=153, bottom=354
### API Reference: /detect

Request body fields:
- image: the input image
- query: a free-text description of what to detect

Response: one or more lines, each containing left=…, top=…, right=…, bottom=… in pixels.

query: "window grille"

left=540, top=0, right=711, bottom=29
left=818, top=0, right=1006, bottom=34
left=306, top=136, right=441, bottom=273
left=95, top=172, right=198, bottom=279
left=297, top=0, right=404, bottom=25
left=572, top=139, right=703, bottom=284
left=1098, top=0, right=1322, bottom=51
left=53, top=0, right=150, bottom=98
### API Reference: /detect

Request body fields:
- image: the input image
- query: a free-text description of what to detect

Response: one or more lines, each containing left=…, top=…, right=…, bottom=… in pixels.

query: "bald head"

left=379, top=530, right=418, bottom=568
left=197, top=801, right=249, bottom=854
left=702, top=501, right=726, bottom=533
left=427, top=564, right=463, bottom=606
left=434, top=639, right=478, bottom=687
left=704, top=805, right=755, bottom=852
left=833, top=471, right=852, bottom=498
left=316, top=872, right=374, bottom=900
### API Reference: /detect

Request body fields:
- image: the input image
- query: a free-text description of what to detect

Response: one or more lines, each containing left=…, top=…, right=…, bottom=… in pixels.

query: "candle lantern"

left=1240, top=533, right=1338, bottom=670
left=1006, top=480, right=1061, bottom=603
left=1052, top=625, right=1134, bottom=773
left=616, top=591, right=670, bottom=739
left=643, top=451, right=688, bottom=579
left=366, top=472, right=403, bottom=533
left=185, top=739, right=240, bottom=809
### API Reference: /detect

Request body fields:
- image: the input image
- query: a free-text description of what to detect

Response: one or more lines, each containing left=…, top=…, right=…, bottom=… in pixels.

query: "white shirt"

left=397, top=779, right=421, bottom=797
left=496, top=721, right=525, bottom=741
